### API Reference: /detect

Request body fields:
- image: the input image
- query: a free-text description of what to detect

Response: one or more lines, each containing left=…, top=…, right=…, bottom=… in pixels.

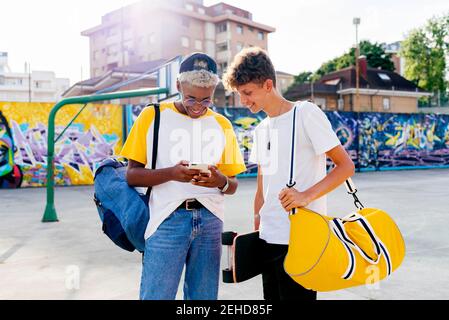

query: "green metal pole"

left=42, top=88, right=168, bottom=222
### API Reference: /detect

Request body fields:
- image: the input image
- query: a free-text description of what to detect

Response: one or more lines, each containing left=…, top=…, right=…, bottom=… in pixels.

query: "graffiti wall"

left=0, top=102, right=123, bottom=188
left=126, top=105, right=449, bottom=175
left=214, top=109, right=449, bottom=172
left=355, top=112, right=449, bottom=170
left=2, top=101, right=448, bottom=189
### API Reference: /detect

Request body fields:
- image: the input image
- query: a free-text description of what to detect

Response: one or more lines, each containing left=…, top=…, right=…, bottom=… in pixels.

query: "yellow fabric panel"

left=120, top=106, right=155, bottom=165
left=213, top=113, right=247, bottom=177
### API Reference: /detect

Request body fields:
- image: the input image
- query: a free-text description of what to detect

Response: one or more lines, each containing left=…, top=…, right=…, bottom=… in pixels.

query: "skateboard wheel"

left=222, top=269, right=234, bottom=283
left=222, top=231, right=237, bottom=245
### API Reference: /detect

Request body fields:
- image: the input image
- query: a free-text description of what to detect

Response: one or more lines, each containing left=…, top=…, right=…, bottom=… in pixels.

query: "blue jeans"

left=140, top=207, right=223, bottom=300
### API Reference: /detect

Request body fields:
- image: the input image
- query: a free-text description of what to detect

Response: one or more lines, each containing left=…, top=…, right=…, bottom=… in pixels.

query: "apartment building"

left=0, top=52, right=70, bottom=103
left=81, top=0, right=275, bottom=79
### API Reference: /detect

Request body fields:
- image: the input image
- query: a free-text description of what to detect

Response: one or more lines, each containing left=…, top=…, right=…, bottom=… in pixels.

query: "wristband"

left=219, top=177, right=230, bottom=193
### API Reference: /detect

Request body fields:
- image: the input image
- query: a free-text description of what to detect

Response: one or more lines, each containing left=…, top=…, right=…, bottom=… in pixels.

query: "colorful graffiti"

left=213, top=107, right=265, bottom=175
left=326, top=111, right=449, bottom=170
left=356, top=113, right=449, bottom=170
left=0, top=110, right=23, bottom=188
left=127, top=105, right=449, bottom=175
left=2, top=101, right=448, bottom=189
left=0, top=102, right=123, bottom=188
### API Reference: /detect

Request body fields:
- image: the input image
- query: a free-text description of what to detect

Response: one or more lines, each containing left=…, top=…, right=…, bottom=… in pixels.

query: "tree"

left=292, top=71, right=313, bottom=85
left=294, top=71, right=313, bottom=84
left=401, top=13, right=449, bottom=106
left=314, top=40, right=395, bottom=78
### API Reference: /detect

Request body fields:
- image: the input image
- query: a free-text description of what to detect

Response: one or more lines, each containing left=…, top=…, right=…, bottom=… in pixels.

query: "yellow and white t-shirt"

left=120, top=102, right=247, bottom=240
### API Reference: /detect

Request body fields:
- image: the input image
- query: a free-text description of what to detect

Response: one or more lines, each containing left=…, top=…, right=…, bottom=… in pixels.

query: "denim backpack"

left=93, top=104, right=160, bottom=253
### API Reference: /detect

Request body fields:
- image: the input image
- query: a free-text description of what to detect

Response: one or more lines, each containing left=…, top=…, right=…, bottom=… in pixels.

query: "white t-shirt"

left=120, top=103, right=247, bottom=240
left=249, top=101, right=341, bottom=245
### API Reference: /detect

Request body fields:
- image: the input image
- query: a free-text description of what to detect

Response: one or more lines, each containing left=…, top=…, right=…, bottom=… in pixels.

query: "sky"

left=1, top=0, right=448, bottom=85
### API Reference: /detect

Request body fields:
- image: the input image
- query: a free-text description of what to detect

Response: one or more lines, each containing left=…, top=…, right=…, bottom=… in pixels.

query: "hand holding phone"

left=187, top=163, right=211, bottom=175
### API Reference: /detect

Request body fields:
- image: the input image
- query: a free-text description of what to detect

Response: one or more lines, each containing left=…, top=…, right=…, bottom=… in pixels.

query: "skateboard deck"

left=222, top=231, right=265, bottom=283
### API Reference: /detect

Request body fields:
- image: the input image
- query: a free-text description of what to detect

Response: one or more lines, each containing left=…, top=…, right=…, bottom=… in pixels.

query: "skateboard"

left=222, top=231, right=265, bottom=283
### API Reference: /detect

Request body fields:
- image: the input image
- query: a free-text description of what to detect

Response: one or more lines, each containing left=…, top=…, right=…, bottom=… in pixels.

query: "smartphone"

left=188, top=163, right=211, bottom=175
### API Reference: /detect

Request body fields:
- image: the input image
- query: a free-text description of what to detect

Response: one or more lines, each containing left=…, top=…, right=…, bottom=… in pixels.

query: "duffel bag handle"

left=331, top=213, right=393, bottom=280
left=333, top=215, right=381, bottom=264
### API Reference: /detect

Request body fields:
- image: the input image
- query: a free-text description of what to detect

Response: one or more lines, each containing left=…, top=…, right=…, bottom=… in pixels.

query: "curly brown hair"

left=223, top=47, right=276, bottom=91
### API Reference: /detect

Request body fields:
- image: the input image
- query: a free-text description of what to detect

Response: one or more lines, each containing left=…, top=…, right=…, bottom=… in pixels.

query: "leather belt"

left=177, top=199, right=203, bottom=211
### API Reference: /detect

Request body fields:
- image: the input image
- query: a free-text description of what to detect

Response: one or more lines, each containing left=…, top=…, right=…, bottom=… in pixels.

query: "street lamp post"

left=353, top=17, right=361, bottom=112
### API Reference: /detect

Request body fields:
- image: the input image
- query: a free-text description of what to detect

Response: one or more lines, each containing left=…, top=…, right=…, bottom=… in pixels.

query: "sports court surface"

left=1, top=168, right=448, bottom=300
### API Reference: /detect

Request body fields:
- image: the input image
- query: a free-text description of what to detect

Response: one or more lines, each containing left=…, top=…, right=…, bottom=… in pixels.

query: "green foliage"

left=314, top=40, right=395, bottom=78
left=293, top=71, right=313, bottom=84
left=401, top=13, right=449, bottom=104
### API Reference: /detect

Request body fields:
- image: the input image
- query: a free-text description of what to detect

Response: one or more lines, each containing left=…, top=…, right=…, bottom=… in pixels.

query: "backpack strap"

left=146, top=103, right=160, bottom=197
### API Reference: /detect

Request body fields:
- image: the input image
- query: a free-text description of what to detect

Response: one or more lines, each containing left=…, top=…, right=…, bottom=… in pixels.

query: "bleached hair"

left=178, top=70, right=220, bottom=88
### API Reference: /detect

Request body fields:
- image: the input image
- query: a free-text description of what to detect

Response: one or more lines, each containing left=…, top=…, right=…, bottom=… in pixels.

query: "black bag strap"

left=287, top=102, right=364, bottom=214
left=145, top=103, right=160, bottom=197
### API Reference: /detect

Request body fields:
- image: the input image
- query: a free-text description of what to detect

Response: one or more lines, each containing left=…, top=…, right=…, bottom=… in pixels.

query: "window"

left=217, top=23, right=227, bottom=33
left=383, top=98, right=390, bottom=110
left=218, top=62, right=228, bottom=73
left=182, top=17, right=190, bottom=28
left=195, top=40, right=203, bottom=50
left=185, top=3, right=194, bottom=11
left=93, top=50, right=100, bottom=61
left=314, top=98, right=326, bottom=110
left=107, top=62, right=118, bottom=70
left=379, top=73, right=391, bottom=81
left=338, top=99, right=344, bottom=110
left=236, top=25, right=243, bottom=34
left=148, top=33, right=156, bottom=44
left=124, top=25, right=132, bottom=40
left=108, top=26, right=118, bottom=37
left=123, top=40, right=133, bottom=51
left=249, top=27, right=254, bottom=32
left=236, top=42, right=243, bottom=52
left=217, top=42, right=228, bottom=52
left=181, top=36, right=190, bottom=48
left=107, top=44, right=119, bottom=56
left=198, top=7, right=206, bottom=14
left=258, top=31, right=264, bottom=40
left=324, top=78, right=341, bottom=85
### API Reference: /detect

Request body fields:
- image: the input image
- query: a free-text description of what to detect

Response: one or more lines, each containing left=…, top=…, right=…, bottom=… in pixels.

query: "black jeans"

left=261, top=240, right=317, bottom=301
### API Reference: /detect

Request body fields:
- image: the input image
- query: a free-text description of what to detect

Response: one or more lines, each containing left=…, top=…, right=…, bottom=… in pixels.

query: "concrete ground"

left=1, top=169, right=448, bottom=300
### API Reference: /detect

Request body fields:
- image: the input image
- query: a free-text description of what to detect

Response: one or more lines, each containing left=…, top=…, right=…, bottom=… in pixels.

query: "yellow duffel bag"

left=284, top=204, right=406, bottom=292
left=283, top=105, right=405, bottom=292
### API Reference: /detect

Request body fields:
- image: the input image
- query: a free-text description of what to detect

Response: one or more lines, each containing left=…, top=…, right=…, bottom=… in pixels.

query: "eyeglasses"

left=182, top=95, right=213, bottom=109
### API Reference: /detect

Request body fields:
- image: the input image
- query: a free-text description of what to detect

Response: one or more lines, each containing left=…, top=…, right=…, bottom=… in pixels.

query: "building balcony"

left=106, top=35, right=121, bottom=46
left=0, top=84, right=29, bottom=91
left=216, top=50, right=231, bottom=62
left=216, top=32, right=229, bottom=43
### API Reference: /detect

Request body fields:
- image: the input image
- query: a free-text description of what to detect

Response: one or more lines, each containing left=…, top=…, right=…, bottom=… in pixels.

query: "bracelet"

left=219, top=177, right=230, bottom=193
